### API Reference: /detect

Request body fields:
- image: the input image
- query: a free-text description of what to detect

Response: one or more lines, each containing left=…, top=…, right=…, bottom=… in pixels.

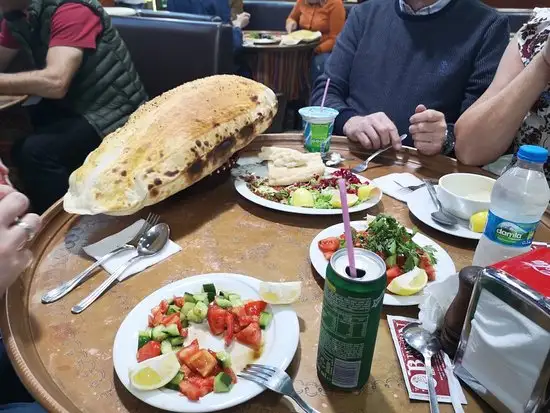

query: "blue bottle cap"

left=517, top=145, right=549, bottom=163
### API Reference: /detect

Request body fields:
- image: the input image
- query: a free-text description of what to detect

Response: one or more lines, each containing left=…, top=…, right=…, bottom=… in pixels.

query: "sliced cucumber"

left=202, top=283, right=216, bottom=295
left=181, top=302, right=195, bottom=316
left=163, top=324, right=180, bottom=337
left=184, top=293, right=196, bottom=304
left=193, top=293, right=208, bottom=304
left=213, top=372, right=232, bottom=393
left=216, top=351, right=232, bottom=368
left=152, top=325, right=168, bottom=341
left=193, top=301, right=208, bottom=321
left=215, top=296, right=233, bottom=309
left=138, top=328, right=152, bottom=339
left=170, top=336, right=185, bottom=346
left=165, top=371, right=184, bottom=390
left=167, top=297, right=175, bottom=305
left=186, top=308, right=202, bottom=324
left=228, top=294, right=243, bottom=307
left=160, top=340, right=173, bottom=354
left=137, top=335, right=150, bottom=349
left=167, top=304, right=181, bottom=315
left=259, top=312, right=273, bottom=329
left=179, top=316, right=189, bottom=328
left=207, top=292, right=216, bottom=303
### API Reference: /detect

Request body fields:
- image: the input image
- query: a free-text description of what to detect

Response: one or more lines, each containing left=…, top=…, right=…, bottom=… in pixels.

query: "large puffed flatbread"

left=64, top=75, right=277, bottom=215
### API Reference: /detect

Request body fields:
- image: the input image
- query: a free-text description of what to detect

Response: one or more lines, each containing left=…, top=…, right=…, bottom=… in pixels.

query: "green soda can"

left=299, top=106, right=339, bottom=153
left=316, top=248, right=387, bottom=390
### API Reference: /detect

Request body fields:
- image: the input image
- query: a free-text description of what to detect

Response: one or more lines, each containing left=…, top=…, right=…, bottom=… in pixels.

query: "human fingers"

left=415, top=140, right=442, bottom=156
left=0, top=191, right=30, bottom=227
left=356, top=131, right=373, bottom=150
left=415, top=104, right=427, bottom=114
left=370, top=115, right=394, bottom=147
left=409, top=121, right=440, bottom=135
left=363, top=123, right=382, bottom=149
left=0, top=184, right=15, bottom=201
left=410, top=109, right=444, bottom=125
left=4, top=213, right=41, bottom=250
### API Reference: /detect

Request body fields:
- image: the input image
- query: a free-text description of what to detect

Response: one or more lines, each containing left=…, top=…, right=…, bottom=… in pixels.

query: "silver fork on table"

left=41, top=213, right=160, bottom=304
left=394, top=178, right=438, bottom=192
left=351, top=134, right=408, bottom=174
left=239, top=364, right=320, bottom=413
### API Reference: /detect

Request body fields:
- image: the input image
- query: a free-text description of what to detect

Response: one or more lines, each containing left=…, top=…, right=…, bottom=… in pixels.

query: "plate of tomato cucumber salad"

left=309, top=215, right=456, bottom=306
left=113, top=273, right=299, bottom=412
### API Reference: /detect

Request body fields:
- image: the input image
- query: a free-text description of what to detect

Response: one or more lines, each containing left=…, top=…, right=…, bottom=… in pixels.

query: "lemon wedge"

left=469, top=210, right=488, bottom=233
left=130, top=352, right=180, bottom=391
left=291, top=188, right=314, bottom=207
left=387, top=267, right=428, bottom=296
left=330, top=193, right=359, bottom=208
left=259, top=281, right=302, bottom=304
left=357, top=184, right=374, bottom=201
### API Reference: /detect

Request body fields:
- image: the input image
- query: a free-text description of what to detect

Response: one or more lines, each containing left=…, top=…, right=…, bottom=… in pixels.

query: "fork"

left=394, top=181, right=426, bottom=192
left=238, top=364, right=320, bottom=413
left=351, top=134, right=408, bottom=174
left=41, top=213, right=160, bottom=304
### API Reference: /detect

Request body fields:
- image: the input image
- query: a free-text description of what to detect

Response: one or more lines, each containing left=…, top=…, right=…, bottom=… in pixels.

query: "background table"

left=2, top=134, right=549, bottom=413
left=243, top=32, right=319, bottom=101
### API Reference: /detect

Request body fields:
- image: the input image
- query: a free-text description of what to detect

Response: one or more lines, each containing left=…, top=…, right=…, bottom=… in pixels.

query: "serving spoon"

left=403, top=322, right=442, bottom=413
left=71, top=223, right=170, bottom=314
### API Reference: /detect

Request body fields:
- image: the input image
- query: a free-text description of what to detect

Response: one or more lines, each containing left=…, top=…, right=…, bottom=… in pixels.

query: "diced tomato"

left=176, top=320, right=188, bottom=337
left=179, top=380, right=202, bottom=401
left=177, top=339, right=200, bottom=366
left=386, top=265, right=403, bottom=285
left=180, top=363, right=194, bottom=378
left=147, top=314, right=154, bottom=328
left=318, top=237, right=340, bottom=253
left=151, top=305, right=160, bottom=315
left=224, top=367, right=237, bottom=384
left=152, top=311, right=163, bottom=327
left=323, top=251, right=334, bottom=261
left=161, top=313, right=180, bottom=326
left=188, top=349, right=218, bottom=377
left=159, top=299, right=169, bottom=314
left=419, top=254, right=436, bottom=281
left=136, top=341, right=161, bottom=362
left=224, top=312, right=235, bottom=346
left=173, top=296, right=185, bottom=308
left=244, top=301, right=267, bottom=316
left=236, top=322, right=262, bottom=350
left=207, top=305, right=227, bottom=336
left=187, top=376, right=214, bottom=397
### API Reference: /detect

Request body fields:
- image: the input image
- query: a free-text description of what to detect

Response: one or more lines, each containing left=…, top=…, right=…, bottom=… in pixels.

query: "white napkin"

left=83, top=220, right=181, bottom=282
left=418, top=274, right=460, bottom=333
left=372, top=172, right=425, bottom=202
left=460, top=290, right=550, bottom=413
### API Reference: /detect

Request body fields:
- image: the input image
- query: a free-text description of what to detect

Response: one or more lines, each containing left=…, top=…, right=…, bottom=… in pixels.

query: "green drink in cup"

left=299, top=106, right=339, bottom=153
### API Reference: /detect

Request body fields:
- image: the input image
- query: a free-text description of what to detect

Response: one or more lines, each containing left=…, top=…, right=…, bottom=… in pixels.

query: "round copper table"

left=243, top=31, right=319, bottom=101
left=2, top=134, right=549, bottom=413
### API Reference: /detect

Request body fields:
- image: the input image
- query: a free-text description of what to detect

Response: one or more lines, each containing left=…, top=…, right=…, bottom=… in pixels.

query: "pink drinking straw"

left=338, top=178, right=357, bottom=278
left=320, top=78, right=331, bottom=109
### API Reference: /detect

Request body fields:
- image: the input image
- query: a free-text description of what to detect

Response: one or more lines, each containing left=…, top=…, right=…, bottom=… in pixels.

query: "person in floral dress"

left=455, top=8, right=550, bottom=183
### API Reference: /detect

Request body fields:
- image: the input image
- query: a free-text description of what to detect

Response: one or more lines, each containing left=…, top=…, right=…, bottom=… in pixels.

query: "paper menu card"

left=387, top=315, right=467, bottom=404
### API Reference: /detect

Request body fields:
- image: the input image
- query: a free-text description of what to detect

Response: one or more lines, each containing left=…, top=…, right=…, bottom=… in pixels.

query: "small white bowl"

left=436, top=173, right=495, bottom=220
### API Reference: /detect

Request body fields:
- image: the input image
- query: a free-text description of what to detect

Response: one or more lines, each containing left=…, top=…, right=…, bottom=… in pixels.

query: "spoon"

left=71, top=223, right=170, bottom=314
left=403, top=322, right=442, bottom=413
left=424, top=180, right=457, bottom=227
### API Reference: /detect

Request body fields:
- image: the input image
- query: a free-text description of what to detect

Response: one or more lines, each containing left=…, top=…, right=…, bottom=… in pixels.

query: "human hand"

left=543, top=39, right=550, bottom=67
left=234, top=12, right=250, bottom=29
left=0, top=186, right=42, bottom=295
left=286, top=19, right=298, bottom=34
left=343, top=113, right=402, bottom=150
left=409, top=105, right=447, bottom=156
left=0, top=158, right=11, bottom=186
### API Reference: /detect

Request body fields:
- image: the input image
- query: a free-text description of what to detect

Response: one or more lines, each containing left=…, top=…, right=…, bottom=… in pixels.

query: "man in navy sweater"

left=310, top=0, right=510, bottom=155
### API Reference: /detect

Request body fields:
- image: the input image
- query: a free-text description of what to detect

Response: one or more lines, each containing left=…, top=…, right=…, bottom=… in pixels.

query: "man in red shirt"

left=0, top=0, right=146, bottom=213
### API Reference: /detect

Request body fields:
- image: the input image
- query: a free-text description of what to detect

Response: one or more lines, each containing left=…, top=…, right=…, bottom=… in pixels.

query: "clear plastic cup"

left=299, top=106, right=339, bottom=153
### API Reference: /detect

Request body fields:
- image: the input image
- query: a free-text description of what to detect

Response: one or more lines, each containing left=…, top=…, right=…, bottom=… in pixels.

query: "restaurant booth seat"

left=243, top=0, right=531, bottom=33
left=111, top=16, right=234, bottom=98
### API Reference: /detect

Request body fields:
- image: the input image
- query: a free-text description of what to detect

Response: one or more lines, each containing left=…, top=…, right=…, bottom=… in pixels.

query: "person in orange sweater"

left=286, top=0, right=346, bottom=83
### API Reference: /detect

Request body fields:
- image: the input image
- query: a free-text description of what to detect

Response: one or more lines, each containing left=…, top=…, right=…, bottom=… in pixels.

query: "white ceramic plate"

left=407, top=186, right=482, bottom=240
left=113, top=273, right=299, bottom=412
left=309, top=221, right=456, bottom=306
left=233, top=156, right=382, bottom=215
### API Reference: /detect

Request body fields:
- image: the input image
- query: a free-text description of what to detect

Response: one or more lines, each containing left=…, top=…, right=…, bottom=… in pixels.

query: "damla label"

left=484, top=211, right=538, bottom=247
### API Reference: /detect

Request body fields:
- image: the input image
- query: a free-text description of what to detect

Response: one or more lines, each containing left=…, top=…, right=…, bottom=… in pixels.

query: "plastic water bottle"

left=473, top=145, right=550, bottom=267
